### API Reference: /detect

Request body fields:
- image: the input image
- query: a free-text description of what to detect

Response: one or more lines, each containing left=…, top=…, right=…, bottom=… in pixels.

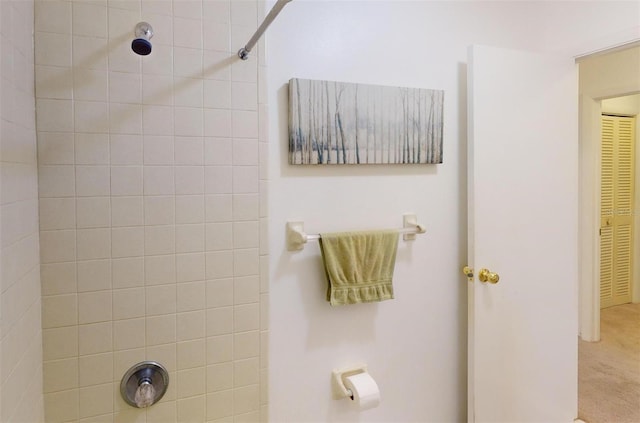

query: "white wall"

left=267, top=1, right=640, bottom=421
left=0, top=0, right=45, bottom=421
left=602, top=94, right=640, bottom=303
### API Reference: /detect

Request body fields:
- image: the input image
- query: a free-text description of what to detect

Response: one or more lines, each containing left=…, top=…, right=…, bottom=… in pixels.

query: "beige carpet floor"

left=578, top=303, right=640, bottom=423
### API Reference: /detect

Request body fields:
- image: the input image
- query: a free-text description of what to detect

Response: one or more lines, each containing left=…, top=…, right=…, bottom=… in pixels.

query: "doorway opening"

left=577, top=47, right=640, bottom=422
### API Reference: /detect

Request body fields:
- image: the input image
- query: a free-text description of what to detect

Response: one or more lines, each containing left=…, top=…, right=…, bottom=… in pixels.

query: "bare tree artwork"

left=288, top=78, right=444, bottom=165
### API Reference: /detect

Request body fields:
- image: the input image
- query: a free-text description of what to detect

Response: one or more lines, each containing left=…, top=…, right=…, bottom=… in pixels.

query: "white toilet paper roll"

left=343, top=372, right=381, bottom=410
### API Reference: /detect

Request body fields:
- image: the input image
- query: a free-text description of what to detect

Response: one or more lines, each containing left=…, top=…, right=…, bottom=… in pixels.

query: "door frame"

left=577, top=42, right=640, bottom=342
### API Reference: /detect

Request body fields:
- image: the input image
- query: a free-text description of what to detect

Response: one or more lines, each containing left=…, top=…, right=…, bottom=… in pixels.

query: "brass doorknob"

left=478, top=268, right=500, bottom=284
left=462, top=266, right=474, bottom=281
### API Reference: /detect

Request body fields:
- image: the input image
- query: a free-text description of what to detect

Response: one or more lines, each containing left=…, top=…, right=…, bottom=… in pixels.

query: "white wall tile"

left=79, top=383, right=114, bottom=419
left=43, top=327, right=78, bottom=360
left=112, top=257, right=144, bottom=289
left=233, top=276, right=259, bottom=305
left=35, top=1, right=71, bottom=34
left=177, top=395, right=205, bottom=423
left=144, top=135, right=174, bottom=164
left=204, top=109, right=232, bottom=137
left=203, top=50, right=232, bottom=81
left=109, top=71, right=142, bottom=104
left=206, top=334, right=233, bottom=365
left=232, top=166, right=258, bottom=193
left=113, top=287, right=145, bottom=320
left=111, top=196, right=144, bottom=227
left=233, top=221, right=259, bottom=249
left=77, top=259, right=112, bottom=293
left=35, top=32, right=71, bottom=67
left=174, top=77, right=204, bottom=108
left=35, top=65, right=73, bottom=100
left=231, top=82, right=257, bottom=111
left=145, top=225, right=175, bottom=255
left=144, top=166, right=175, bottom=195
left=173, top=17, right=202, bottom=49
left=144, top=195, right=175, bottom=226
left=113, top=318, right=145, bottom=350
left=77, top=197, right=111, bottom=228
left=233, top=303, right=259, bottom=332
left=174, top=47, right=202, bottom=78
left=146, top=284, right=177, bottom=316
left=145, top=255, right=176, bottom=285
left=41, top=262, right=77, bottom=296
left=79, top=322, right=113, bottom=355
left=38, top=165, right=75, bottom=197
left=207, top=278, right=233, bottom=308
left=175, top=195, right=204, bottom=224
left=109, top=103, right=143, bottom=134
left=206, top=389, right=233, bottom=420
left=39, top=198, right=76, bottom=230
left=110, top=134, right=143, bottom=165
left=143, top=74, right=174, bottom=106
left=75, top=101, right=109, bottom=133
left=40, top=230, right=76, bottom=263
left=73, top=3, right=108, bottom=38
left=176, top=310, right=205, bottom=341
left=111, top=227, right=144, bottom=258
left=146, top=314, right=176, bottom=346
left=77, top=228, right=111, bottom=260
left=233, top=249, right=258, bottom=277
left=177, top=281, right=205, bottom=312
left=203, top=23, right=230, bottom=52
left=204, top=80, right=232, bottom=109
left=177, top=338, right=205, bottom=369
left=207, top=362, right=233, bottom=392
left=111, top=166, right=143, bottom=196
left=79, top=353, right=113, bottom=387
left=75, top=133, right=110, bottom=165
left=175, top=224, right=205, bottom=253
left=73, top=36, right=109, bottom=70
left=205, top=166, right=232, bottom=194
left=233, top=139, right=258, bottom=166
left=36, top=99, right=73, bottom=132
left=205, top=137, right=233, bottom=165
left=175, top=107, right=203, bottom=136
left=37, top=132, right=75, bottom=165
left=176, top=252, right=205, bottom=283
left=234, top=358, right=259, bottom=388
left=206, top=307, right=232, bottom=336
left=76, top=166, right=110, bottom=197
left=232, top=194, right=258, bottom=221
left=78, top=290, right=112, bottom=324
left=175, top=166, right=204, bottom=195
left=42, top=294, right=77, bottom=328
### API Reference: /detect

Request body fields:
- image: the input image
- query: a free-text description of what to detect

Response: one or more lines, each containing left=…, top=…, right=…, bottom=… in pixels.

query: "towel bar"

left=286, top=214, right=426, bottom=251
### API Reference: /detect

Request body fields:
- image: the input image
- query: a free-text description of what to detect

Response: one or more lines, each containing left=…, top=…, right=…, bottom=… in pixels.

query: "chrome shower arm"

left=237, top=0, right=292, bottom=60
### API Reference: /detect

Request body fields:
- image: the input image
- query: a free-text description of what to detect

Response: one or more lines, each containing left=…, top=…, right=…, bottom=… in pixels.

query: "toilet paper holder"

left=331, top=363, right=369, bottom=400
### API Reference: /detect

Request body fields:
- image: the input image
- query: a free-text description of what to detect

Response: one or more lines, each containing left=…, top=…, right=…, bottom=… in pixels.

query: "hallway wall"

left=0, top=0, right=45, bottom=421
left=34, top=0, right=268, bottom=421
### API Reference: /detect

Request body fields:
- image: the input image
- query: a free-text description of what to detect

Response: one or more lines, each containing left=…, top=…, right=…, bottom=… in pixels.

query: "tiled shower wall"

left=0, top=0, right=45, bottom=421
left=35, top=0, right=268, bottom=421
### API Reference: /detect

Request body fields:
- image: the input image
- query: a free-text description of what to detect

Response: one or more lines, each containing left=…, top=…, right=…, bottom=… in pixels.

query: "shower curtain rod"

left=238, top=0, right=293, bottom=60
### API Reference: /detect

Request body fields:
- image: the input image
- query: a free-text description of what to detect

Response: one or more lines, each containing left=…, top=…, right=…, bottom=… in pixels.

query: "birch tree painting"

left=288, top=78, right=444, bottom=165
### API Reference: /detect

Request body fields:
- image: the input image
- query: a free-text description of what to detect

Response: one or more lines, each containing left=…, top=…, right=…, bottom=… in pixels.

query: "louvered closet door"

left=600, top=115, right=636, bottom=309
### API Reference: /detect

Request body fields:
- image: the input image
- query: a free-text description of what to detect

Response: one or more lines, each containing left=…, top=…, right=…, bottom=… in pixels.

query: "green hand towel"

left=318, top=230, right=399, bottom=306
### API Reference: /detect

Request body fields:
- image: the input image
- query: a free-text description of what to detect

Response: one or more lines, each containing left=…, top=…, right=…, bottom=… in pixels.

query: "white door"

left=467, top=45, right=578, bottom=422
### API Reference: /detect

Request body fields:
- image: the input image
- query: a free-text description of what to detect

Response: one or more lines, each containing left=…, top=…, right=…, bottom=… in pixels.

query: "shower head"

left=132, top=22, right=153, bottom=56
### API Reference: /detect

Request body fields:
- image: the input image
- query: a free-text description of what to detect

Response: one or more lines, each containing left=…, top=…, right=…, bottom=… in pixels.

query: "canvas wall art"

left=288, top=78, right=444, bottom=165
